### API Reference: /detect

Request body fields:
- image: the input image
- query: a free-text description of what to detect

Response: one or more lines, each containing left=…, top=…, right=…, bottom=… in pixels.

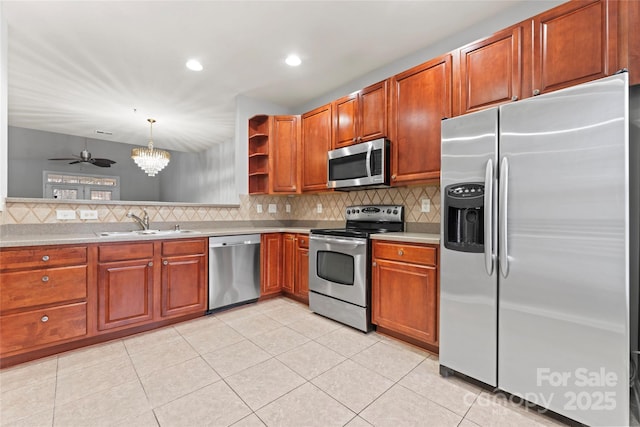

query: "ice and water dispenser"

left=443, top=183, right=485, bottom=253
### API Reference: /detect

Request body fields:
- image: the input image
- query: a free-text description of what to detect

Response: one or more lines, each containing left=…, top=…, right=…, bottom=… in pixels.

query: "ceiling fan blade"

left=68, top=161, right=82, bottom=164
left=48, top=157, right=80, bottom=161
left=91, top=158, right=115, bottom=167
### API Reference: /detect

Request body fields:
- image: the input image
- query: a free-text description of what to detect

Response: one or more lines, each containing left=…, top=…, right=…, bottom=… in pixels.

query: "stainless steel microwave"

left=327, top=138, right=390, bottom=190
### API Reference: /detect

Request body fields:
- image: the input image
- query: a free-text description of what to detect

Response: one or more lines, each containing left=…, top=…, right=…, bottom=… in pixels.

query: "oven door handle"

left=310, top=235, right=367, bottom=246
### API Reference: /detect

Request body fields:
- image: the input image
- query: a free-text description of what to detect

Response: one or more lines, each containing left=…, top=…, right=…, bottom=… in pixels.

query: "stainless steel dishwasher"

left=208, top=234, right=261, bottom=313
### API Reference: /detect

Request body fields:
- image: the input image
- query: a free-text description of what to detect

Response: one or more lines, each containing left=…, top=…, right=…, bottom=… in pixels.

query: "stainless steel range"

left=309, top=205, right=404, bottom=332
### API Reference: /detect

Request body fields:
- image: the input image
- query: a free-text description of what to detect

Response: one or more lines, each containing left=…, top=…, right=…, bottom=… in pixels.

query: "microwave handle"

left=365, top=142, right=372, bottom=178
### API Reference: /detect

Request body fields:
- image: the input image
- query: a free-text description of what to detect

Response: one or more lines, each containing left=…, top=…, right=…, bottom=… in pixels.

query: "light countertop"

left=0, top=227, right=440, bottom=248
left=370, top=232, right=440, bottom=245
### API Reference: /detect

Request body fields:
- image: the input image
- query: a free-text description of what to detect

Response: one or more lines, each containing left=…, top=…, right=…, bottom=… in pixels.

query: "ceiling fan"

left=48, top=140, right=116, bottom=167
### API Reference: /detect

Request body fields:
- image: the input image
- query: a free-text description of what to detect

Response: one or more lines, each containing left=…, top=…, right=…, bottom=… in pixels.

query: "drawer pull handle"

left=41, top=315, right=49, bottom=323
left=300, top=240, right=305, bottom=244
left=148, top=261, right=153, bottom=267
left=163, top=260, right=168, bottom=266
left=41, top=275, right=49, bottom=282
left=398, top=249, right=404, bottom=256
left=42, top=255, right=50, bottom=262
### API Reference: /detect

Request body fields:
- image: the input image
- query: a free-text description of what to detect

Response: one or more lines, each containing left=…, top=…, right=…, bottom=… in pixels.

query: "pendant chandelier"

left=131, top=118, right=170, bottom=176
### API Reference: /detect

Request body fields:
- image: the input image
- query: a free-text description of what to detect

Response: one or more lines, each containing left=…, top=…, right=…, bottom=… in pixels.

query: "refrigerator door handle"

left=484, top=159, right=494, bottom=276
left=499, top=156, right=509, bottom=278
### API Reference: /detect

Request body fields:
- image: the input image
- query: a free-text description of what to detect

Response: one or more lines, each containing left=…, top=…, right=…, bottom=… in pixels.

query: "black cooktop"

left=311, top=205, right=404, bottom=239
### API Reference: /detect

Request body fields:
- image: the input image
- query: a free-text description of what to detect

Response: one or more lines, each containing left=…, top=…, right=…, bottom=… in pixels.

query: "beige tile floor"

left=0, top=297, right=568, bottom=427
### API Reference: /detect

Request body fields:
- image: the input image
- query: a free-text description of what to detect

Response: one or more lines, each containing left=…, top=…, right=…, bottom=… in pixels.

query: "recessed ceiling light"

left=186, top=59, right=203, bottom=71
left=285, top=54, right=301, bottom=67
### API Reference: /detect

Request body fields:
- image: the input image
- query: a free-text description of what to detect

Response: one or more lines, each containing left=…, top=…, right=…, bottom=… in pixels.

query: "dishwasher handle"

left=209, top=241, right=259, bottom=248
left=209, top=234, right=261, bottom=248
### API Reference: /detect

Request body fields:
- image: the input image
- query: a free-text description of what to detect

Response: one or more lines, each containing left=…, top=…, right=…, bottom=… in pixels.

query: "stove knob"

left=347, top=209, right=351, bottom=214
left=393, top=210, right=398, bottom=215
left=387, top=209, right=391, bottom=214
left=356, top=209, right=360, bottom=213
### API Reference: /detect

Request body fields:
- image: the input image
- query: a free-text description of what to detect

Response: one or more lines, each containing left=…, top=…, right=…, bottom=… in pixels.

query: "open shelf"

left=248, top=115, right=271, bottom=194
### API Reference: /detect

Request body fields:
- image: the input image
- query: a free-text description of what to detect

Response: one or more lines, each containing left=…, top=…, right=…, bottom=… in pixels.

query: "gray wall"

left=159, top=138, right=237, bottom=204
left=8, top=126, right=162, bottom=201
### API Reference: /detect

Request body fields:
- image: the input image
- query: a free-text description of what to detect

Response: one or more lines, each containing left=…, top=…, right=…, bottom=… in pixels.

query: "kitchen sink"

left=97, top=229, right=199, bottom=237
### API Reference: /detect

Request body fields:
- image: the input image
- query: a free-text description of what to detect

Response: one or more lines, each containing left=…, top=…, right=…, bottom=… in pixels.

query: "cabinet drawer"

left=99, top=242, right=154, bottom=262
left=0, top=246, right=87, bottom=271
left=1, top=266, right=87, bottom=312
left=162, top=239, right=206, bottom=256
left=373, top=241, right=437, bottom=266
left=0, top=302, right=87, bottom=355
left=296, top=234, right=309, bottom=249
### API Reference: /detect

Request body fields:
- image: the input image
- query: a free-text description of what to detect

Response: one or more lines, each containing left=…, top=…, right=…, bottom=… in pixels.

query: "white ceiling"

left=5, top=0, right=531, bottom=152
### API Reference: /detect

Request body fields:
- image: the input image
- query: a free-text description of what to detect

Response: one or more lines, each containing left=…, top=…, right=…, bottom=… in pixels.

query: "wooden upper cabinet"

left=620, top=0, right=639, bottom=85
left=270, top=115, right=301, bottom=194
left=533, top=0, right=618, bottom=96
left=332, top=80, right=388, bottom=149
left=301, top=103, right=332, bottom=192
left=389, top=54, right=452, bottom=185
left=456, top=24, right=524, bottom=115
left=333, top=93, right=358, bottom=149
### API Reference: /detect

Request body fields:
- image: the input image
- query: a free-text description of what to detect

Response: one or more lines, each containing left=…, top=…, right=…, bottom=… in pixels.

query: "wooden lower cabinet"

left=1, top=238, right=208, bottom=366
left=266, top=233, right=309, bottom=303
left=0, top=245, right=90, bottom=358
left=261, top=233, right=283, bottom=297
left=97, top=242, right=155, bottom=331
left=371, top=240, right=439, bottom=350
left=282, top=233, right=296, bottom=294
left=295, top=244, right=309, bottom=303
left=97, top=258, right=154, bottom=330
left=160, top=239, right=207, bottom=318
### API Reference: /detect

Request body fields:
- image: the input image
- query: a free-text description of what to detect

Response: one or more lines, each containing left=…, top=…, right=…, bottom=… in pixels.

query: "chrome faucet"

left=127, top=209, right=150, bottom=230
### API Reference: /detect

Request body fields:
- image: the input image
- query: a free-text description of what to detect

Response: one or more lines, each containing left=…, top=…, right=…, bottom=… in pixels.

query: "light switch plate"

left=268, top=204, right=277, bottom=213
left=285, top=204, right=291, bottom=213
left=56, top=209, right=76, bottom=220
left=316, top=203, right=323, bottom=213
left=421, top=198, right=431, bottom=213
left=256, top=204, right=263, bottom=213
left=80, top=210, right=98, bottom=220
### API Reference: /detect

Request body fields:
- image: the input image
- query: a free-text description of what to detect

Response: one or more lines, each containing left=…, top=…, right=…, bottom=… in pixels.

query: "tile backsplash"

left=1, top=185, right=440, bottom=226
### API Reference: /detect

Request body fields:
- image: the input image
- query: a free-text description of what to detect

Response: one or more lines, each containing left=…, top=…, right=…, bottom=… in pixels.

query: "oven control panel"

left=345, top=205, right=404, bottom=222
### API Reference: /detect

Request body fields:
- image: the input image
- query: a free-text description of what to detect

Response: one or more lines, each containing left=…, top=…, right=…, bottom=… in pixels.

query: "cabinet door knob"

left=398, top=249, right=404, bottom=256
left=41, top=275, right=49, bottom=282
left=533, top=89, right=540, bottom=96
left=42, top=255, right=50, bottom=262
left=391, top=175, right=397, bottom=180
left=372, top=261, right=377, bottom=267
left=511, top=95, right=518, bottom=101
left=300, top=239, right=305, bottom=244
left=352, top=137, right=357, bottom=142
left=163, top=260, right=168, bottom=266
left=41, top=315, right=49, bottom=323
left=148, top=261, right=153, bottom=267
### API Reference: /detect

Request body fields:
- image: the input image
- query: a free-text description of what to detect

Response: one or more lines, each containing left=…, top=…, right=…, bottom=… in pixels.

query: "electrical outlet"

left=316, top=203, right=323, bottom=213
left=268, top=204, right=277, bottom=213
left=421, top=198, right=431, bottom=213
left=80, top=210, right=98, bottom=220
left=285, top=204, right=291, bottom=213
left=56, top=209, right=76, bottom=220
left=256, top=204, right=263, bottom=213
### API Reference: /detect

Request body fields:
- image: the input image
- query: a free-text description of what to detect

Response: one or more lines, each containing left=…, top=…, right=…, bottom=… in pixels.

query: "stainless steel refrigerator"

left=440, top=73, right=639, bottom=426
